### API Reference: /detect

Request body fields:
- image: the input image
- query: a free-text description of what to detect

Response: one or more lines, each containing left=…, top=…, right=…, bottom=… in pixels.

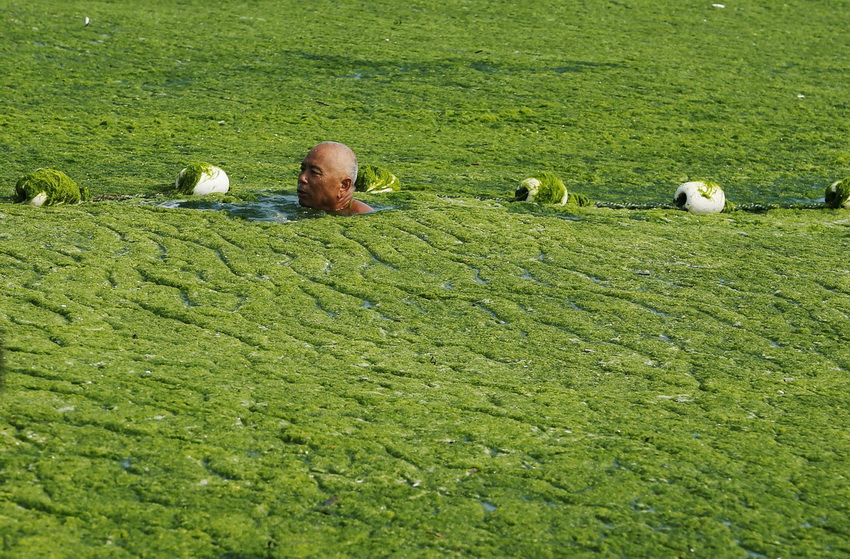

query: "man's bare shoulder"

left=350, top=200, right=374, bottom=215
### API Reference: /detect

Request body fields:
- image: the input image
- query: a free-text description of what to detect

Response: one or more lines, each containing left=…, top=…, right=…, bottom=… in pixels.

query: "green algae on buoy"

left=514, top=172, right=567, bottom=205
left=674, top=180, right=726, bottom=214
left=175, top=162, right=230, bottom=196
left=824, top=178, right=850, bottom=209
left=355, top=164, right=401, bottom=193
left=14, top=168, right=89, bottom=207
left=513, top=172, right=591, bottom=206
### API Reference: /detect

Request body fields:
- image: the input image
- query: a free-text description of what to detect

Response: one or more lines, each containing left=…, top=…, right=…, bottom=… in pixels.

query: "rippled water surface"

left=158, top=193, right=391, bottom=222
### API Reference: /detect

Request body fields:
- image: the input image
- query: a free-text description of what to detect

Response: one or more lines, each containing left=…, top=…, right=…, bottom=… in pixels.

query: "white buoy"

left=175, top=163, right=230, bottom=196
left=674, top=181, right=725, bottom=214
left=519, top=177, right=542, bottom=202
left=27, top=192, right=49, bottom=207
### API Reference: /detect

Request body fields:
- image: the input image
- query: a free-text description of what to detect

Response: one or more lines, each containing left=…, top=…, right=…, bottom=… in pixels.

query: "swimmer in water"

left=297, top=142, right=373, bottom=215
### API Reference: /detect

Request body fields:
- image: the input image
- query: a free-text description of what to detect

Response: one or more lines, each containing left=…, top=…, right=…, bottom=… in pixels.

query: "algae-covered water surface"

left=2, top=1, right=850, bottom=557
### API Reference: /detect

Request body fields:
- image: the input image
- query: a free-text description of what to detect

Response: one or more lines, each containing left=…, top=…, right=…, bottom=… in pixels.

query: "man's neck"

left=329, top=194, right=354, bottom=215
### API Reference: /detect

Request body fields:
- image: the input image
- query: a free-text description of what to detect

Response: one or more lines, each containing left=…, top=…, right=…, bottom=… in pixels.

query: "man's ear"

left=340, top=176, right=353, bottom=193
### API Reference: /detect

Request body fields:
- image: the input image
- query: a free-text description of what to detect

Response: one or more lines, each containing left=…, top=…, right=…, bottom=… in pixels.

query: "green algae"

left=174, top=162, right=215, bottom=194
left=1, top=1, right=847, bottom=204
left=824, top=178, right=850, bottom=209
left=513, top=171, right=592, bottom=206
left=567, top=191, right=592, bottom=207
left=697, top=180, right=722, bottom=200
left=1, top=196, right=850, bottom=557
left=513, top=171, right=567, bottom=204
left=2, top=0, right=850, bottom=556
left=13, top=168, right=88, bottom=206
left=355, top=164, right=401, bottom=193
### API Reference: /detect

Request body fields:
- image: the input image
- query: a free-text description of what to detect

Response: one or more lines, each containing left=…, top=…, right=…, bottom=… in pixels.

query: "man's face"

left=297, top=147, right=344, bottom=210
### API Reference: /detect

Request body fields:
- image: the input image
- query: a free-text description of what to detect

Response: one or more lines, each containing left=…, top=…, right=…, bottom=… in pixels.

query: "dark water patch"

left=471, top=267, right=488, bottom=284
left=157, top=193, right=391, bottom=223
left=469, top=62, right=501, bottom=74
left=471, top=61, right=625, bottom=75
left=293, top=50, right=624, bottom=80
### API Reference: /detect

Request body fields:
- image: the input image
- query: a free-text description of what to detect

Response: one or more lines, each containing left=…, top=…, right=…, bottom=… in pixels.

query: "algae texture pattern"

left=2, top=1, right=850, bottom=557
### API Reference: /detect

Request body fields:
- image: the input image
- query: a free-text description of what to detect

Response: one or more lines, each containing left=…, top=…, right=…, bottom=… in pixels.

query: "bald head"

left=310, top=142, right=358, bottom=183
left=297, top=142, right=362, bottom=213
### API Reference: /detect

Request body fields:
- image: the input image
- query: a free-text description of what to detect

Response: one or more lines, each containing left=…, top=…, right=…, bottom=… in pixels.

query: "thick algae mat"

left=3, top=0, right=850, bottom=203
left=3, top=200, right=850, bottom=556
left=2, top=0, right=850, bottom=557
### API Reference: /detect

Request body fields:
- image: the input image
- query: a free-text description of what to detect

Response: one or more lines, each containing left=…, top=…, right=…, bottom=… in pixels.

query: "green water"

left=2, top=1, right=850, bottom=557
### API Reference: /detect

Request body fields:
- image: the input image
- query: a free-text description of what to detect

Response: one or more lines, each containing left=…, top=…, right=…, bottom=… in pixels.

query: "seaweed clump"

left=14, top=168, right=89, bottom=206
left=513, top=172, right=591, bottom=206
left=355, top=164, right=401, bottom=193
left=825, top=178, right=850, bottom=209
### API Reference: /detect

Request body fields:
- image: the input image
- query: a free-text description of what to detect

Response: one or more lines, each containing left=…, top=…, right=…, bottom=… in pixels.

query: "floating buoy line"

left=7, top=165, right=849, bottom=214
left=512, top=173, right=847, bottom=214
left=592, top=201, right=827, bottom=213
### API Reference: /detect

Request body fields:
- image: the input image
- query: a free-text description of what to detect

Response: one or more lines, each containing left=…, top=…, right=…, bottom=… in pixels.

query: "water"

left=157, top=193, right=390, bottom=223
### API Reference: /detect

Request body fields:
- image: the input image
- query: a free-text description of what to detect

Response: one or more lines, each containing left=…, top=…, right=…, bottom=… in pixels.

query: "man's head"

left=297, top=142, right=359, bottom=211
